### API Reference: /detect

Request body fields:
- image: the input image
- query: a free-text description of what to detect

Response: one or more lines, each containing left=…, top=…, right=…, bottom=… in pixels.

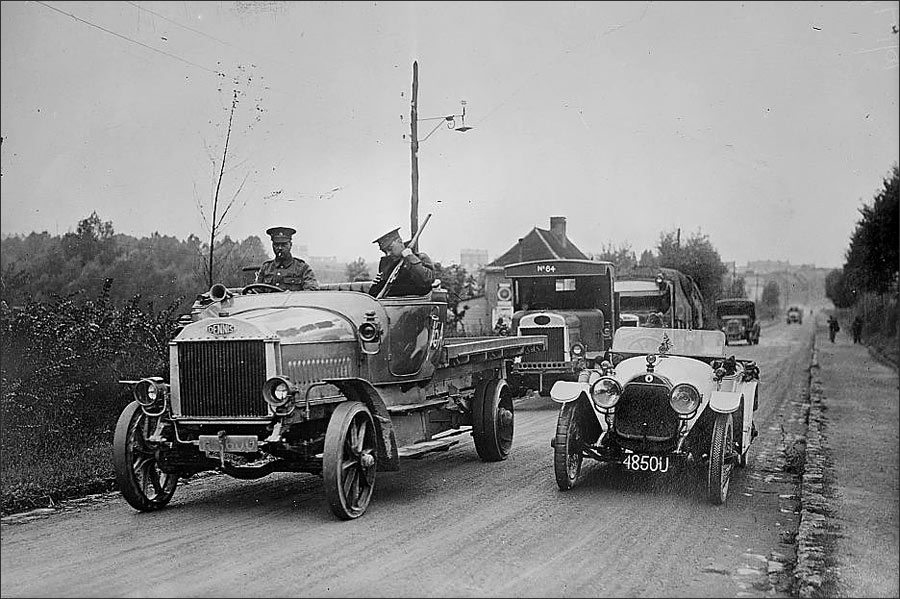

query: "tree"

left=825, top=268, right=857, bottom=308
left=345, top=257, right=371, bottom=282
left=433, top=262, right=476, bottom=333
left=195, top=64, right=266, bottom=288
left=593, top=243, right=637, bottom=273
left=638, top=249, right=658, bottom=269
left=844, top=164, right=899, bottom=294
left=724, top=275, right=747, bottom=299
left=656, top=228, right=728, bottom=309
left=760, top=280, right=781, bottom=318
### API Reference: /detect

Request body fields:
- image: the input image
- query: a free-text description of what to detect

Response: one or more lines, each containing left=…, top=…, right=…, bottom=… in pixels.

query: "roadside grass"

left=867, top=332, right=899, bottom=370
left=1, top=439, right=116, bottom=517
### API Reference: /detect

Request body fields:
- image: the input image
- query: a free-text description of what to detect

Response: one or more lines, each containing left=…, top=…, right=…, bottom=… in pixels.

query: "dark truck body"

left=615, top=267, right=706, bottom=330
left=501, top=259, right=616, bottom=396
left=114, top=282, right=544, bottom=519
left=715, top=298, right=760, bottom=345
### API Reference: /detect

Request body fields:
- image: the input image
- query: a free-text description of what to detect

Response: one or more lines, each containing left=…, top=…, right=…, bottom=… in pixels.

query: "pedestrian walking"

left=851, top=316, right=863, bottom=344
left=828, top=315, right=840, bottom=343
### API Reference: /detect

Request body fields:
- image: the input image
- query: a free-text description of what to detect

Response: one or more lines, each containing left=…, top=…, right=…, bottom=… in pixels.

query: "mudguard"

left=324, top=377, right=400, bottom=471
left=550, top=381, right=589, bottom=404
left=709, top=390, right=741, bottom=414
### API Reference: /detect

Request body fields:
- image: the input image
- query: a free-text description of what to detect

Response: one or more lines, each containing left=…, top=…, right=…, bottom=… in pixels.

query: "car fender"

left=323, top=377, right=400, bottom=471
left=709, top=390, right=741, bottom=414
left=550, top=380, right=589, bottom=404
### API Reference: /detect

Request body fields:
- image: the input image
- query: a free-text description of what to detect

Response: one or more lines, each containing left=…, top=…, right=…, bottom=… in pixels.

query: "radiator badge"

left=207, top=322, right=236, bottom=336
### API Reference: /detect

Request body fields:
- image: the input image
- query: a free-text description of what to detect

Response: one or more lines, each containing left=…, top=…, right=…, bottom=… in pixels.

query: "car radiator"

left=614, top=383, right=679, bottom=441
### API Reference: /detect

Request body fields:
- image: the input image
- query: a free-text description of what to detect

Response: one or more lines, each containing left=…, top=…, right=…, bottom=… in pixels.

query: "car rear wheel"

left=707, top=412, right=735, bottom=505
left=113, top=401, right=179, bottom=512
left=323, top=401, right=377, bottom=520
left=473, top=379, right=514, bottom=462
left=553, top=402, right=584, bottom=490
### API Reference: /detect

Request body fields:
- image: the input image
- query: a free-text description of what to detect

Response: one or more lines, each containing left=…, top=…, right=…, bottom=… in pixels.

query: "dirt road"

left=1, top=321, right=814, bottom=597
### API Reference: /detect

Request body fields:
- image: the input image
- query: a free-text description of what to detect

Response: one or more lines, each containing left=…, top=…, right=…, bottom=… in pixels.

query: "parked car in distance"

left=715, top=298, right=760, bottom=345
left=549, top=327, right=760, bottom=505
left=786, top=305, right=803, bottom=324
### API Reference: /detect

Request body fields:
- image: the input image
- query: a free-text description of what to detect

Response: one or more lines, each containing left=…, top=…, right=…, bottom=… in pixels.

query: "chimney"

left=550, top=216, right=567, bottom=248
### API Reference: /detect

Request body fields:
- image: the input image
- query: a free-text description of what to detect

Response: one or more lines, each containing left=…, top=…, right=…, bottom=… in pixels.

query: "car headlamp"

left=570, top=343, right=585, bottom=357
left=263, top=376, right=294, bottom=408
left=590, top=377, right=621, bottom=410
left=670, top=384, right=701, bottom=417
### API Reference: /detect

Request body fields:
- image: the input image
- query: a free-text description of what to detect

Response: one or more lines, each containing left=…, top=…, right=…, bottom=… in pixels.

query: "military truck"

left=114, top=279, right=544, bottom=520
left=501, top=259, right=617, bottom=396
left=615, top=267, right=706, bottom=330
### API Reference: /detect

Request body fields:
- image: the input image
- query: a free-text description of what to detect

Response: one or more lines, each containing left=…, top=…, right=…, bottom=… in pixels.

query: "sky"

left=2, top=1, right=898, bottom=269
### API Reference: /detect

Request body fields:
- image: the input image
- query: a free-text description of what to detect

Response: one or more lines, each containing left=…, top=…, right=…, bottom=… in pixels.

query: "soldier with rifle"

left=369, top=215, right=435, bottom=298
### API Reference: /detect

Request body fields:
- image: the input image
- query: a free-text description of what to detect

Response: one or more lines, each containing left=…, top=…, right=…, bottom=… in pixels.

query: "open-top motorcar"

left=549, top=327, right=760, bottom=505
left=786, top=305, right=803, bottom=324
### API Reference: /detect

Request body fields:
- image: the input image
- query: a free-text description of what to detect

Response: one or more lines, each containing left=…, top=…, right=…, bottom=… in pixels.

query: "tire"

left=707, top=412, right=735, bottom=505
left=553, top=402, right=584, bottom=490
left=323, top=401, right=377, bottom=520
left=113, top=401, right=179, bottom=512
left=472, top=379, right=514, bottom=462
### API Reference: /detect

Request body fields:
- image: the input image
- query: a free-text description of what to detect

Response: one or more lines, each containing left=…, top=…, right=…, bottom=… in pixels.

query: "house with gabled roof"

left=458, top=216, right=591, bottom=334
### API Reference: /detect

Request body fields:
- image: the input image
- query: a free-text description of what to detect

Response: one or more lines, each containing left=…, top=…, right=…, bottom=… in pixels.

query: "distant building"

left=474, top=216, right=590, bottom=330
left=460, top=248, right=488, bottom=273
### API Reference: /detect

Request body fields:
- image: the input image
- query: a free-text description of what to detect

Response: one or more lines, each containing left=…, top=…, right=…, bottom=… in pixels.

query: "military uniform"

left=368, top=227, right=435, bottom=298
left=255, top=226, right=319, bottom=291
left=255, top=257, right=319, bottom=291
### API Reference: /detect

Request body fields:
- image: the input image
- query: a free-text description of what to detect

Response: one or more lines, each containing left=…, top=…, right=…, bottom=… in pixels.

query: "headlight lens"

left=263, top=377, right=294, bottom=408
left=590, top=377, right=621, bottom=410
left=134, top=379, right=161, bottom=406
left=570, top=343, right=585, bottom=357
left=670, top=384, right=701, bottom=416
left=358, top=322, right=379, bottom=342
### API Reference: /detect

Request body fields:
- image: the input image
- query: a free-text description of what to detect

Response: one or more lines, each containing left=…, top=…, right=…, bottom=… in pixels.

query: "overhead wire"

left=33, top=0, right=228, bottom=78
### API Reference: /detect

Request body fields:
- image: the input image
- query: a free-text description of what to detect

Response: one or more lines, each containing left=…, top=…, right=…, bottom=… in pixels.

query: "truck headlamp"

left=263, top=377, right=294, bottom=408
left=570, top=343, right=585, bottom=357
left=133, top=378, right=167, bottom=416
left=358, top=322, right=379, bottom=342
left=590, top=377, right=621, bottom=410
left=670, top=384, right=701, bottom=417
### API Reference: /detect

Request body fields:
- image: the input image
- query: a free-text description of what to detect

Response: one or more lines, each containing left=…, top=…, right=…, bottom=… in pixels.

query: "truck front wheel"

left=472, top=379, right=514, bottom=462
left=113, top=401, right=179, bottom=512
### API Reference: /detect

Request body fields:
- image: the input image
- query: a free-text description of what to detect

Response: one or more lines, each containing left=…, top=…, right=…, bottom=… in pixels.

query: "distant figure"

left=851, top=316, right=863, bottom=344
left=645, top=312, right=665, bottom=328
left=494, top=317, right=510, bottom=337
left=255, top=226, right=319, bottom=291
left=368, top=227, right=435, bottom=298
left=828, top=315, right=840, bottom=343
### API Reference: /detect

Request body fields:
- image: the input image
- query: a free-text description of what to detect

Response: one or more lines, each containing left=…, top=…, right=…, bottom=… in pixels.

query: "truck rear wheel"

left=323, top=401, right=377, bottom=520
left=472, top=379, right=514, bottom=462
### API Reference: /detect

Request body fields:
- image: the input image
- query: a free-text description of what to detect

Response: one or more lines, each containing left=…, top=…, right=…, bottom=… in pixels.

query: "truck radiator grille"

left=519, top=326, right=564, bottom=362
left=177, top=341, right=268, bottom=417
left=614, top=384, right=679, bottom=440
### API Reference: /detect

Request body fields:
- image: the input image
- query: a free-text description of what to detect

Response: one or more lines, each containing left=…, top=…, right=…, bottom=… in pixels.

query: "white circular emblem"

left=644, top=374, right=654, bottom=383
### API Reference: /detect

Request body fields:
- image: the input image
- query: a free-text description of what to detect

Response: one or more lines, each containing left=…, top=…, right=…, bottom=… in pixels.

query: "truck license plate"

left=622, top=454, right=670, bottom=473
left=198, top=435, right=258, bottom=453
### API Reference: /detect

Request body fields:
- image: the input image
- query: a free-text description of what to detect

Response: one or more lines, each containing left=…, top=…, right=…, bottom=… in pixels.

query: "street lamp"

left=407, top=61, right=472, bottom=249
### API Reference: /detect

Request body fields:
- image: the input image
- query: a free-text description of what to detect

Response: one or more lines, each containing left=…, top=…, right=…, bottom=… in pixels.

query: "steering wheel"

left=241, top=283, right=285, bottom=295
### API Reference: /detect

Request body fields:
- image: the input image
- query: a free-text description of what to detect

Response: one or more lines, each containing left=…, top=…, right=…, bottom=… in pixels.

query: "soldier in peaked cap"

left=368, top=227, right=434, bottom=298
left=254, top=226, right=319, bottom=291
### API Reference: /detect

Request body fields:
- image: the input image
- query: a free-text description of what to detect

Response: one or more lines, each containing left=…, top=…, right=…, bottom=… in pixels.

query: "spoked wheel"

left=553, top=402, right=584, bottom=491
left=707, top=412, right=735, bottom=505
left=323, top=401, right=377, bottom=520
left=472, top=379, right=514, bottom=462
left=113, top=401, right=179, bottom=511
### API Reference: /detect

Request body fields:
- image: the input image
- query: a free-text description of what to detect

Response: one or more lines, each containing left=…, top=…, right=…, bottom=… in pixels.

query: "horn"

left=209, top=283, right=232, bottom=302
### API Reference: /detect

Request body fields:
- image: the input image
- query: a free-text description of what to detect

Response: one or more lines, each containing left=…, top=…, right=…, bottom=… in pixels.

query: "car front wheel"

left=707, top=412, right=735, bottom=505
left=113, top=401, right=179, bottom=511
left=553, top=402, right=584, bottom=490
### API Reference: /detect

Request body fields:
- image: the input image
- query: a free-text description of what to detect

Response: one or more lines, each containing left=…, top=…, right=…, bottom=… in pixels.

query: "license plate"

left=198, top=435, right=259, bottom=453
left=622, top=454, right=671, bottom=473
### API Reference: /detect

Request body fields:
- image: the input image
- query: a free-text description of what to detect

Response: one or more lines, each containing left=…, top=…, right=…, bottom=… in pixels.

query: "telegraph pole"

left=409, top=61, right=420, bottom=249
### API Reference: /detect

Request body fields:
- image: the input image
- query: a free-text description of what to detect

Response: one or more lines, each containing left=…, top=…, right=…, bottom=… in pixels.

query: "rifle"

left=375, top=213, right=433, bottom=300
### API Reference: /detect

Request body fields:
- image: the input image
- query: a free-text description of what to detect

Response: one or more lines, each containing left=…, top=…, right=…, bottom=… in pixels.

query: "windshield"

left=514, top=276, right=607, bottom=311
left=612, top=327, right=725, bottom=357
left=619, top=292, right=671, bottom=314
